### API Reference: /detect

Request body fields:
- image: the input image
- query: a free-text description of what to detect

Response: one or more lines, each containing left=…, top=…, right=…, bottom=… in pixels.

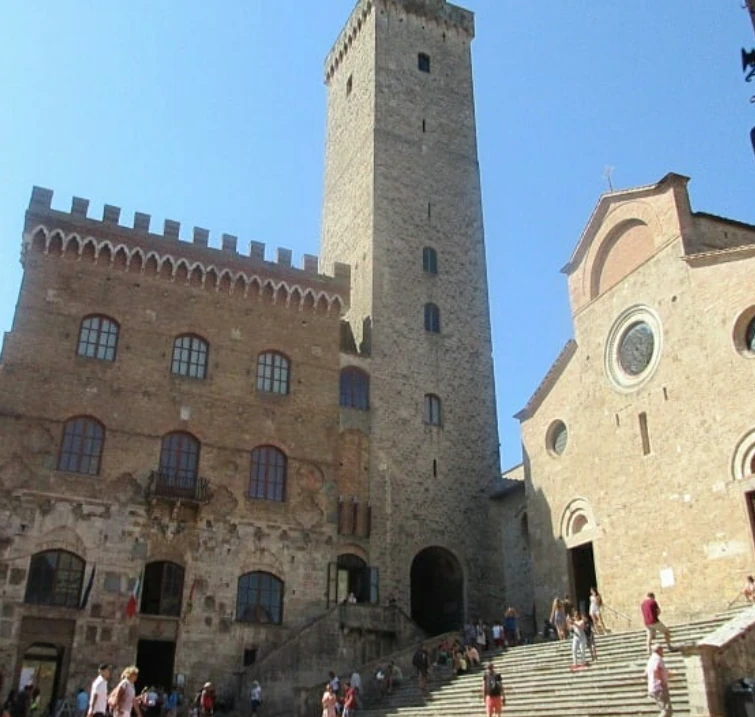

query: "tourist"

left=490, top=621, right=502, bottom=649
left=198, top=683, right=214, bottom=717
left=13, top=685, right=33, bottom=717
left=412, top=644, right=430, bottom=694
left=475, top=620, right=488, bottom=652
left=110, top=666, right=140, bottom=717
left=164, top=688, right=179, bottom=717
left=436, top=639, right=451, bottom=665
left=550, top=598, right=566, bottom=641
left=143, top=686, right=160, bottom=717
left=2, top=691, right=17, bottom=717
left=482, top=663, right=504, bottom=717
left=249, top=681, right=262, bottom=715
left=346, top=592, right=357, bottom=605
left=584, top=614, right=598, bottom=662
left=464, top=622, right=476, bottom=646
left=75, top=687, right=89, bottom=717
left=641, top=592, right=672, bottom=655
left=589, top=588, right=606, bottom=634
left=743, top=575, right=755, bottom=603
left=342, top=682, right=357, bottom=717
left=328, top=672, right=341, bottom=698
left=28, top=690, right=40, bottom=717
left=87, top=665, right=111, bottom=717
left=348, top=669, right=361, bottom=708
left=466, top=643, right=481, bottom=668
left=384, top=662, right=396, bottom=694
left=646, top=645, right=672, bottom=716
left=563, top=595, right=574, bottom=618
left=321, top=683, right=337, bottom=717
left=569, top=612, right=588, bottom=670
left=453, top=649, right=468, bottom=676
left=503, top=608, right=520, bottom=647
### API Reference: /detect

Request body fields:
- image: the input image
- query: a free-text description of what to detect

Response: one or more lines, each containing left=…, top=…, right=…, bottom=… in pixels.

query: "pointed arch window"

left=256, top=352, right=290, bottom=394
left=424, top=303, right=441, bottom=333
left=77, top=315, right=119, bottom=361
left=340, top=368, right=370, bottom=410
left=249, top=446, right=287, bottom=502
left=159, top=432, right=200, bottom=491
left=171, top=334, right=209, bottom=379
left=422, top=247, right=438, bottom=275
left=236, top=571, right=283, bottom=624
left=424, top=394, right=442, bottom=426
left=25, top=550, right=85, bottom=608
left=58, top=417, right=105, bottom=475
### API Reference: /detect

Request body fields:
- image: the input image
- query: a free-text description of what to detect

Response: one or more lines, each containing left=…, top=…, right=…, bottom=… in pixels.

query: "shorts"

left=485, top=695, right=503, bottom=715
left=645, top=621, right=668, bottom=636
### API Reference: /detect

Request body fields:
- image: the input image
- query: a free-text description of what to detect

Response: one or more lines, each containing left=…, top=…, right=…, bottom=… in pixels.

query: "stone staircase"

left=358, top=612, right=743, bottom=717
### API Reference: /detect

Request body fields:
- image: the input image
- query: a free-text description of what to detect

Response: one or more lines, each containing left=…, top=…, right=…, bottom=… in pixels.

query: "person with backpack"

left=198, top=683, right=214, bottom=717
left=411, top=645, right=429, bottom=695
left=108, top=666, right=140, bottom=717
left=482, top=663, right=504, bottom=716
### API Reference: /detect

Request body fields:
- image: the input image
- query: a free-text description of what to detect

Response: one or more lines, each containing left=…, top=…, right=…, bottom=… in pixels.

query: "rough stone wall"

left=493, top=465, right=535, bottom=629
left=321, top=0, right=504, bottom=625
left=0, top=220, right=351, bottom=701
left=520, top=178, right=755, bottom=629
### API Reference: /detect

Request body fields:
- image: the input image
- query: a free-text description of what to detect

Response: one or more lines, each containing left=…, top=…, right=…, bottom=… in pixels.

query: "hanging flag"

left=182, top=579, right=197, bottom=623
left=125, top=570, right=143, bottom=618
left=79, top=564, right=97, bottom=610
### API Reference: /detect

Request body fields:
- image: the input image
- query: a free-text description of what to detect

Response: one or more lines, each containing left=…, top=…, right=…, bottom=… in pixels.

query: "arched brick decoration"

left=590, top=219, right=655, bottom=298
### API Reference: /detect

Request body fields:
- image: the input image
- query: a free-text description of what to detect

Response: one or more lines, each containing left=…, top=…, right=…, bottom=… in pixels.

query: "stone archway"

left=410, top=547, right=464, bottom=635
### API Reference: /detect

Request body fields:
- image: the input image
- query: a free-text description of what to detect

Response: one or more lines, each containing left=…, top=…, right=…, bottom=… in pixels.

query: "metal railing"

left=146, top=470, right=211, bottom=504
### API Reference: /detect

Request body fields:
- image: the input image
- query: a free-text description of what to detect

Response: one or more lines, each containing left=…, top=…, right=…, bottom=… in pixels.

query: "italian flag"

left=125, top=572, right=142, bottom=618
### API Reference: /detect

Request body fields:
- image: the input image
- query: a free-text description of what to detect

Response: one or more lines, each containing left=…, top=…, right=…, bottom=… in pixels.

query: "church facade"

left=0, top=0, right=503, bottom=705
left=517, top=173, right=755, bottom=629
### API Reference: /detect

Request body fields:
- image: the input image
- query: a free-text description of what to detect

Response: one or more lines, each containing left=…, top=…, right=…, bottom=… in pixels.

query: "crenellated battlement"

left=24, top=186, right=350, bottom=314
left=324, top=0, right=474, bottom=84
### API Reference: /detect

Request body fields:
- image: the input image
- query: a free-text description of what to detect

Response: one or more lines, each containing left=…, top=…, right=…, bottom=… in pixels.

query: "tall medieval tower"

left=321, top=0, right=502, bottom=629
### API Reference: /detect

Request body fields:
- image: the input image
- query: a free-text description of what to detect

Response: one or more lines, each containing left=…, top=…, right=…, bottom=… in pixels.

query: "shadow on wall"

left=522, top=447, right=570, bottom=632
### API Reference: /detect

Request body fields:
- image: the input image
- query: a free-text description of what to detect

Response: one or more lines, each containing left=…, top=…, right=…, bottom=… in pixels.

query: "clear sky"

left=1, top=1, right=753, bottom=469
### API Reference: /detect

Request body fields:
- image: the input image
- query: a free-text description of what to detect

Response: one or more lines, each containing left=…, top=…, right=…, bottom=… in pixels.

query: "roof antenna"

left=603, top=165, right=615, bottom=192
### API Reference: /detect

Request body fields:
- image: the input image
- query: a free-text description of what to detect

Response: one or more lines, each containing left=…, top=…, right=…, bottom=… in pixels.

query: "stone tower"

left=321, top=0, right=502, bottom=630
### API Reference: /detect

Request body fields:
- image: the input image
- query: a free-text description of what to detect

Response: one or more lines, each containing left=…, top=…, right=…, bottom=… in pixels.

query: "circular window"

left=733, top=309, right=755, bottom=357
left=547, top=420, right=568, bottom=456
left=618, top=322, right=655, bottom=376
left=605, top=306, right=663, bottom=390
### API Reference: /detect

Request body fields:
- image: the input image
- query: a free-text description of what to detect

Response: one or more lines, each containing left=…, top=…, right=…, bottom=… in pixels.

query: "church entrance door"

left=568, top=542, right=597, bottom=616
left=410, top=547, right=463, bottom=635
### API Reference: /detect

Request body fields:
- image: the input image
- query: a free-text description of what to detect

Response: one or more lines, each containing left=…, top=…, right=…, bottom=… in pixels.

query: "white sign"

left=660, top=568, right=675, bottom=588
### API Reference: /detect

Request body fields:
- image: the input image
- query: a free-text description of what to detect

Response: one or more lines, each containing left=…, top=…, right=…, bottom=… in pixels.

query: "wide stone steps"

left=358, top=614, right=734, bottom=717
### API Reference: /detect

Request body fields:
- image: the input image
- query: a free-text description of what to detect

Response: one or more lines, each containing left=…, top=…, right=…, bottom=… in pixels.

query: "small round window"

left=732, top=308, right=755, bottom=358
left=618, top=322, right=655, bottom=376
left=605, top=306, right=662, bottom=391
left=547, top=420, right=568, bottom=456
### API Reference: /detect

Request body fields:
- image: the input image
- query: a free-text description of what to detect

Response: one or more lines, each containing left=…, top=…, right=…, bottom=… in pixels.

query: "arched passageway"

left=410, top=547, right=464, bottom=635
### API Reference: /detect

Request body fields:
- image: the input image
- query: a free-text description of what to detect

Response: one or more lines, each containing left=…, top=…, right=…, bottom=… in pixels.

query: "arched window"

left=422, top=247, right=438, bottom=275
left=171, top=334, right=209, bottom=379
left=77, top=315, right=119, bottom=361
left=339, top=368, right=370, bottom=410
left=424, top=303, right=441, bottom=333
left=58, top=417, right=105, bottom=475
left=249, top=446, right=287, bottom=502
left=424, top=394, right=442, bottom=426
left=140, top=561, right=185, bottom=617
left=747, top=317, right=755, bottom=353
left=25, top=550, right=85, bottom=608
left=159, top=432, right=200, bottom=490
left=236, top=571, right=283, bottom=624
left=256, top=352, right=290, bottom=394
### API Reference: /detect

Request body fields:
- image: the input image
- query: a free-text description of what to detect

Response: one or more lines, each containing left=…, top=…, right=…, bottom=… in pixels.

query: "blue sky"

left=1, top=1, right=753, bottom=469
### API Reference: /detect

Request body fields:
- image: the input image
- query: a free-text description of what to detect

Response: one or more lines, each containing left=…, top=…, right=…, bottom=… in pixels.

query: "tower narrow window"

left=340, top=368, right=370, bottom=410
left=422, top=247, right=438, bottom=275
left=639, top=412, right=651, bottom=456
left=346, top=74, right=353, bottom=96
left=424, top=394, right=442, bottom=426
left=418, top=53, right=431, bottom=73
left=424, top=303, right=441, bottom=333
left=422, top=119, right=426, bottom=133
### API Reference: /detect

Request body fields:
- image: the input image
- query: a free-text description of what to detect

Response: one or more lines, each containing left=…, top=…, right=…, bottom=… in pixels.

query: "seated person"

left=465, top=644, right=481, bottom=667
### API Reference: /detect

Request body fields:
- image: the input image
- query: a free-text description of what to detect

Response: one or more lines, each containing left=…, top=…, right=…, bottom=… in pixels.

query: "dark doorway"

left=135, top=640, right=176, bottom=693
left=410, top=547, right=463, bottom=635
left=327, top=555, right=378, bottom=606
left=20, top=644, right=61, bottom=715
left=746, top=490, right=755, bottom=551
left=569, top=542, right=597, bottom=616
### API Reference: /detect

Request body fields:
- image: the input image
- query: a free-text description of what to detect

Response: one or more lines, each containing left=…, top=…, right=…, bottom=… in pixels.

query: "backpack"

left=107, top=685, right=123, bottom=712
left=486, top=673, right=502, bottom=697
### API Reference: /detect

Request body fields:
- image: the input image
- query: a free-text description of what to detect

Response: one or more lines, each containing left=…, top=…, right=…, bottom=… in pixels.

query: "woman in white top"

left=111, top=666, right=141, bottom=717
left=589, top=587, right=606, bottom=635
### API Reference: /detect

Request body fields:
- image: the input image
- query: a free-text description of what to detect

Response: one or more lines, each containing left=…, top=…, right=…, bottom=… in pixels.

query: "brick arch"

left=34, top=526, right=88, bottom=560
left=559, top=497, right=596, bottom=546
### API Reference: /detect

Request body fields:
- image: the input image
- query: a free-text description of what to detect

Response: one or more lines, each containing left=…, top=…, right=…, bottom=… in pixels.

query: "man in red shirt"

left=343, top=681, right=357, bottom=717
left=641, top=592, right=672, bottom=655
